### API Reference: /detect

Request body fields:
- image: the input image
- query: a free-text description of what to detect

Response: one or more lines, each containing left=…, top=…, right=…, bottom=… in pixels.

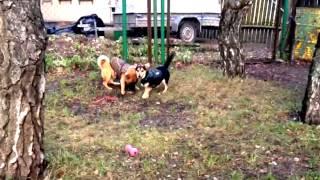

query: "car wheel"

left=179, top=22, right=197, bottom=43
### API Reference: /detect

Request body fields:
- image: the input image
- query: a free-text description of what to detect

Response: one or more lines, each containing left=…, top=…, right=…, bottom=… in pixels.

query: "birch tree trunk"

left=0, top=0, right=47, bottom=179
left=218, top=0, right=252, bottom=78
left=301, top=35, right=320, bottom=125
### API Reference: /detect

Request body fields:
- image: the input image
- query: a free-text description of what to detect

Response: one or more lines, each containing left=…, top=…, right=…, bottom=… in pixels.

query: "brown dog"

left=97, top=55, right=138, bottom=95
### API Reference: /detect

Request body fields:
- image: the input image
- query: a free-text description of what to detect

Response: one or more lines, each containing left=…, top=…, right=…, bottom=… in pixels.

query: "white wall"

left=41, top=0, right=118, bottom=24
left=115, top=0, right=221, bottom=14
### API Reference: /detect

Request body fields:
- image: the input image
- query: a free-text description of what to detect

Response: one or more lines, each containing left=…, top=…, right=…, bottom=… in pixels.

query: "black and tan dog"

left=97, top=55, right=138, bottom=95
left=135, top=52, right=175, bottom=99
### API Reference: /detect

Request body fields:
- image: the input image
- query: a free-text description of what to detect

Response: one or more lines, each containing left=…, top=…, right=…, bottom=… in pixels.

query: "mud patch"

left=139, top=101, right=195, bottom=130
left=65, top=99, right=104, bottom=124
left=267, top=157, right=311, bottom=179
left=246, top=61, right=310, bottom=90
left=239, top=156, right=311, bottom=179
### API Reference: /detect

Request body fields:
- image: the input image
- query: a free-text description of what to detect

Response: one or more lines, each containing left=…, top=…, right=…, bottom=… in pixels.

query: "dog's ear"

left=132, top=64, right=138, bottom=69
left=144, top=63, right=151, bottom=69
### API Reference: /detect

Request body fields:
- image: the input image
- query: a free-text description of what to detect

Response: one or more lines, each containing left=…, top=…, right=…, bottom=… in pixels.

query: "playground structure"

left=116, top=0, right=288, bottom=63
left=121, top=0, right=171, bottom=64
left=118, top=0, right=320, bottom=63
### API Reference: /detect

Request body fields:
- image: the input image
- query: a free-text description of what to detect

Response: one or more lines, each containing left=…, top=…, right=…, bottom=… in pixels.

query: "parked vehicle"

left=113, top=0, right=222, bottom=42
left=46, top=14, right=105, bottom=37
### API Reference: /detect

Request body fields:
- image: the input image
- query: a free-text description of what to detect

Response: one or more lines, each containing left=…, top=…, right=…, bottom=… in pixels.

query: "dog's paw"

left=121, top=91, right=126, bottom=95
left=142, top=94, right=149, bottom=99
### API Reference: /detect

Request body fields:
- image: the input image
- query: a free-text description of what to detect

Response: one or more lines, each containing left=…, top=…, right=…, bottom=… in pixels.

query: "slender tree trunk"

left=0, top=0, right=47, bottom=179
left=218, top=0, right=252, bottom=78
left=301, top=34, right=320, bottom=125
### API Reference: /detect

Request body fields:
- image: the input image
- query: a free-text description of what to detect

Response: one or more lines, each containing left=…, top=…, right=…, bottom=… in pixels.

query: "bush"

left=45, top=53, right=98, bottom=72
left=174, top=46, right=194, bottom=64
left=88, top=71, right=100, bottom=81
left=45, top=53, right=57, bottom=72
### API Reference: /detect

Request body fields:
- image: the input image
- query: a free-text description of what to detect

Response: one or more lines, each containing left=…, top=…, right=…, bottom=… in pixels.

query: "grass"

left=45, top=65, right=320, bottom=179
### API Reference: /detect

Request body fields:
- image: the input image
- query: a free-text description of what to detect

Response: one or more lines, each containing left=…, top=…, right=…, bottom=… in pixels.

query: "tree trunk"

left=0, top=1, right=47, bottom=179
left=218, top=0, right=252, bottom=78
left=301, top=34, right=320, bottom=125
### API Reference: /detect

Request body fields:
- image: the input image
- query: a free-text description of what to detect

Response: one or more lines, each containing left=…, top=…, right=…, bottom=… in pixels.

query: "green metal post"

left=279, top=0, right=289, bottom=59
left=153, top=0, right=158, bottom=63
left=147, top=0, right=152, bottom=64
left=122, top=0, right=128, bottom=60
left=160, top=0, right=165, bottom=64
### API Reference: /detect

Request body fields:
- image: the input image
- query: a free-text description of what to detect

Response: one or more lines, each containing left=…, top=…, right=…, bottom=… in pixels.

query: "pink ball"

left=125, top=144, right=132, bottom=152
left=124, top=144, right=139, bottom=157
left=128, top=147, right=139, bottom=157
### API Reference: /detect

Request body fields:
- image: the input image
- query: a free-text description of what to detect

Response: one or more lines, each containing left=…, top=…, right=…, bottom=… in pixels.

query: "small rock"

left=259, top=168, right=268, bottom=173
left=294, top=157, right=300, bottom=162
left=175, top=62, right=183, bottom=69
left=265, top=150, right=271, bottom=154
left=94, top=170, right=99, bottom=175
left=270, top=161, right=277, bottom=166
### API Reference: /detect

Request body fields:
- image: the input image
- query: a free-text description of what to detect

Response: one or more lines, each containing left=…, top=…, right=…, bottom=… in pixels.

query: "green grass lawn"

left=45, top=65, right=320, bottom=179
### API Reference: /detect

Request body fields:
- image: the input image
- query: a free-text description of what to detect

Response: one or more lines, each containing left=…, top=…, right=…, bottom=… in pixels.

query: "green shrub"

left=174, top=46, right=194, bottom=64
left=45, top=53, right=98, bottom=72
left=45, top=53, right=58, bottom=72
left=88, top=71, right=100, bottom=81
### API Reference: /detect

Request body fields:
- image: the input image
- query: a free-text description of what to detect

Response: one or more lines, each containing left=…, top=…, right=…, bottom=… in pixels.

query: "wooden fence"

left=297, top=0, right=320, bottom=7
left=200, top=0, right=280, bottom=47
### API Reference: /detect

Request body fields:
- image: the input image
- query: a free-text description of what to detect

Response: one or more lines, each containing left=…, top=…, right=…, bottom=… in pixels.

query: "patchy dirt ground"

left=246, top=61, right=310, bottom=90
left=44, top=35, right=319, bottom=179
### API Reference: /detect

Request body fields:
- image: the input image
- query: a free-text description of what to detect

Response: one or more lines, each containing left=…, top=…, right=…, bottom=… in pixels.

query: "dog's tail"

left=97, top=55, right=110, bottom=69
left=164, top=51, right=176, bottom=69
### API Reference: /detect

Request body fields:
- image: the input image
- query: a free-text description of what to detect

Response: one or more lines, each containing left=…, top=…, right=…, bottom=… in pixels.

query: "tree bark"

left=218, top=0, right=252, bottom=78
left=0, top=0, right=47, bottom=179
left=301, top=34, right=320, bottom=125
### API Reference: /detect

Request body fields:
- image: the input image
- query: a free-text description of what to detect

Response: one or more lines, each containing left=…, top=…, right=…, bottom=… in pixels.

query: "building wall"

left=41, top=0, right=118, bottom=24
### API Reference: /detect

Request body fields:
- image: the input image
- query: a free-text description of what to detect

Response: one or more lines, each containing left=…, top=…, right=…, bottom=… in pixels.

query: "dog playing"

left=97, top=55, right=138, bottom=95
left=136, top=52, right=175, bottom=99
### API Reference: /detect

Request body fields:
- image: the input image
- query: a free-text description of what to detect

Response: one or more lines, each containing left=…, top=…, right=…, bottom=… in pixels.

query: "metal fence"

left=200, top=0, right=279, bottom=47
